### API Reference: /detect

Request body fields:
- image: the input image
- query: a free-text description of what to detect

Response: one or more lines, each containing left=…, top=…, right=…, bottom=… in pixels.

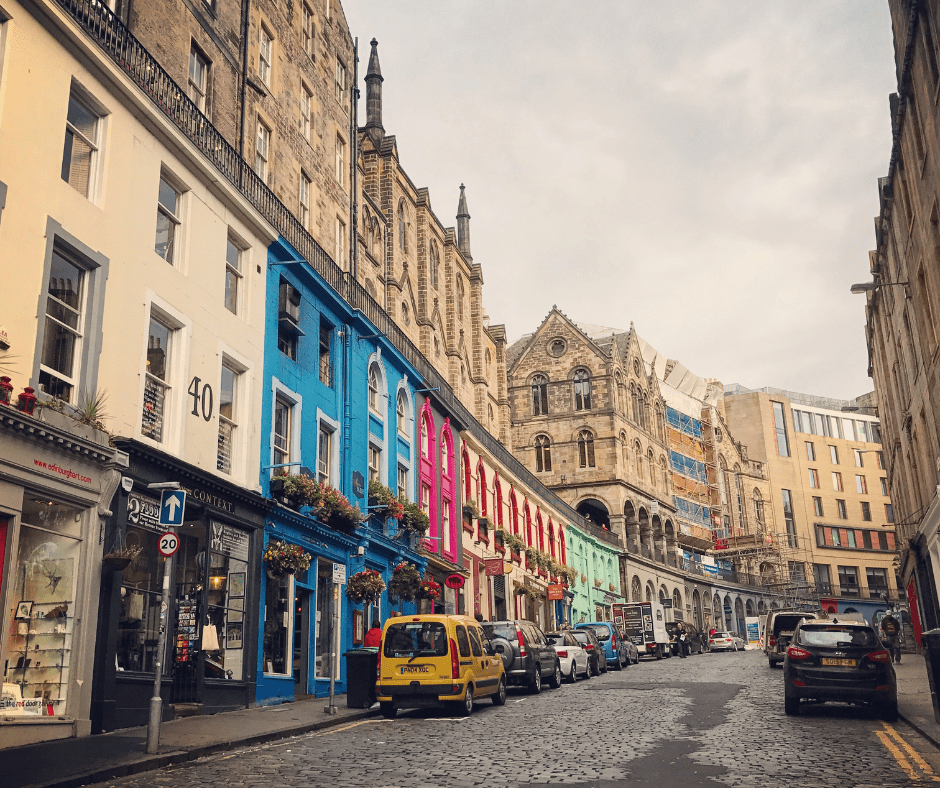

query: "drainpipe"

left=238, top=0, right=251, bottom=162
left=342, top=325, right=352, bottom=498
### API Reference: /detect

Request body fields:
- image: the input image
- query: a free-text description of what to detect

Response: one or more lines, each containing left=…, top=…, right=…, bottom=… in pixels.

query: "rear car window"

left=483, top=623, right=518, bottom=642
left=456, top=625, right=472, bottom=657
left=546, top=633, right=567, bottom=645
left=384, top=622, right=449, bottom=658
left=774, top=616, right=808, bottom=633
left=798, top=625, right=880, bottom=648
left=571, top=631, right=591, bottom=645
left=714, top=632, right=731, bottom=638
left=584, top=625, right=610, bottom=641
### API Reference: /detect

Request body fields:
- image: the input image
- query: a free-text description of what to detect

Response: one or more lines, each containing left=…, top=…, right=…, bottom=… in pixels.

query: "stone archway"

left=577, top=497, right=611, bottom=530
left=692, top=589, right=702, bottom=629
left=745, top=599, right=755, bottom=617
left=652, top=515, right=665, bottom=562
left=734, top=598, right=745, bottom=637
left=624, top=500, right=639, bottom=552
left=631, top=575, right=642, bottom=602
left=713, top=594, right=723, bottom=629
left=663, top=518, right=678, bottom=567
left=638, top=507, right=652, bottom=557
left=758, top=600, right=766, bottom=615
left=646, top=581, right=655, bottom=602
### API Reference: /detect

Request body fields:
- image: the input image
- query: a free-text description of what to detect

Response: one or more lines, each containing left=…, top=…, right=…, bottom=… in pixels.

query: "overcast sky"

left=344, top=2, right=896, bottom=401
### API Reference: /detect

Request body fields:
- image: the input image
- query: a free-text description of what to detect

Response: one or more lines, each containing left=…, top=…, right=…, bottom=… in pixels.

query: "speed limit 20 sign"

left=158, top=531, right=180, bottom=557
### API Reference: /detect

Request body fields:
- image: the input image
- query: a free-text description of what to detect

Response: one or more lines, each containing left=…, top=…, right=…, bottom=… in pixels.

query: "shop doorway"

left=293, top=588, right=312, bottom=697
left=315, top=560, right=334, bottom=682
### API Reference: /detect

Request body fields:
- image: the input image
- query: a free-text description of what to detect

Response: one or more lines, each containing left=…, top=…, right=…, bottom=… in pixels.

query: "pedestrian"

left=363, top=615, right=382, bottom=648
left=880, top=614, right=902, bottom=664
left=678, top=625, right=688, bottom=658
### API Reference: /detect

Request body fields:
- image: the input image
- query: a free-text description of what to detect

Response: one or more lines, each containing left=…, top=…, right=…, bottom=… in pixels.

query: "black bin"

left=344, top=648, right=378, bottom=709
left=922, top=629, right=940, bottom=724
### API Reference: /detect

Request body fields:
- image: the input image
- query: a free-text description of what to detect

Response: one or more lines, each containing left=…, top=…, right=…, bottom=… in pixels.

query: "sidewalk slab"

left=1, top=698, right=378, bottom=788
left=896, top=655, right=940, bottom=749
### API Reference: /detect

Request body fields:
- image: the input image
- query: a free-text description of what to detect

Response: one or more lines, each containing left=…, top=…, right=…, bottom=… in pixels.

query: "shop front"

left=0, top=405, right=125, bottom=748
left=90, top=442, right=269, bottom=733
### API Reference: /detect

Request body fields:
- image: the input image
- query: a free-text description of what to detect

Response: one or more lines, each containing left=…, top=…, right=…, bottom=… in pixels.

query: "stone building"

left=859, top=0, right=940, bottom=638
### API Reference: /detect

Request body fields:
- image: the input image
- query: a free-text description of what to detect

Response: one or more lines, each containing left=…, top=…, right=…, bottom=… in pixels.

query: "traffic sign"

left=332, top=562, right=346, bottom=585
left=157, top=531, right=180, bottom=557
left=159, top=490, right=186, bottom=526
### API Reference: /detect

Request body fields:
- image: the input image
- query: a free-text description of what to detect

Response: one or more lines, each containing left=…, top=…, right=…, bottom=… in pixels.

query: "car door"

left=530, top=624, right=551, bottom=675
left=454, top=625, right=474, bottom=685
left=467, top=624, right=497, bottom=695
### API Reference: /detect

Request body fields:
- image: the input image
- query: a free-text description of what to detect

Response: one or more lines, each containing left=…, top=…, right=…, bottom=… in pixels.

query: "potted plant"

left=345, top=569, right=386, bottom=604
left=388, top=562, right=422, bottom=602
left=271, top=473, right=323, bottom=510
left=398, top=498, right=430, bottom=537
left=462, top=499, right=480, bottom=520
left=493, top=529, right=506, bottom=553
left=264, top=539, right=312, bottom=576
left=609, top=582, right=618, bottom=593
left=102, top=541, right=143, bottom=571
left=525, top=547, right=538, bottom=568
left=593, top=578, right=603, bottom=588
left=503, top=532, right=525, bottom=554
left=417, top=577, right=442, bottom=601
left=319, top=484, right=363, bottom=531
left=369, top=480, right=405, bottom=521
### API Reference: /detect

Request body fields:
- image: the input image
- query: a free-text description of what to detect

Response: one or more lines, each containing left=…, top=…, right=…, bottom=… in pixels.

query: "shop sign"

left=210, top=521, right=249, bottom=561
left=445, top=573, right=466, bottom=589
left=603, top=593, right=618, bottom=605
left=484, top=558, right=506, bottom=576
left=352, top=471, right=365, bottom=499
left=128, top=492, right=163, bottom=533
left=548, top=584, right=564, bottom=600
left=185, top=486, right=235, bottom=514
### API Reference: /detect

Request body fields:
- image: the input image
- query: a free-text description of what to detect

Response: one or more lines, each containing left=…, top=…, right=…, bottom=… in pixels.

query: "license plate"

left=400, top=665, right=431, bottom=674
left=822, top=658, right=856, bottom=667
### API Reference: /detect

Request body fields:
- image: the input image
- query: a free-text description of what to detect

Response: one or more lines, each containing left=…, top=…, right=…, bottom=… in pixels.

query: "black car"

left=665, top=621, right=706, bottom=656
left=482, top=620, right=562, bottom=693
left=783, top=620, right=897, bottom=719
left=569, top=627, right=608, bottom=675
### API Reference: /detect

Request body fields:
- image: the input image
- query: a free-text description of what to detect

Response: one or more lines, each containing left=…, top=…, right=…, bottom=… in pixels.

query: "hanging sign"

left=484, top=558, right=506, bottom=576
left=445, top=573, right=466, bottom=589
left=548, top=584, right=564, bottom=601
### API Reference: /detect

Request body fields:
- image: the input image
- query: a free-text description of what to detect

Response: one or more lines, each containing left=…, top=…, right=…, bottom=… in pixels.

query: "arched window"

left=548, top=519, right=556, bottom=559
left=578, top=430, right=595, bottom=468
left=648, top=449, right=655, bottom=485
left=635, top=441, right=643, bottom=478
left=537, top=511, right=545, bottom=552
left=396, top=389, right=407, bottom=428
left=368, top=363, right=380, bottom=412
left=397, top=201, right=406, bottom=252
left=430, top=239, right=440, bottom=289
left=418, top=401, right=437, bottom=549
left=510, top=490, right=519, bottom=536
left=656, top=404, right=665, bottom=440
left=560, top=526, right=567, bottom=564
left=535, top=435, right=552, bottom=472
left=645, top=581, right=654, bottom=603
left=476, top=459, right=487, bottom=516
left=524, top=501, right=533, bottom=546
left=440, top=420, right=456, bottom=559
left=642, top=392, right=650, bottom=430
left=753, top=488, right=764, bottom=524
left=462, top=444, right=471, bottom=500
left=420, top=413, right=429, bottom=459
left=617, top=376, right=627, bottom=415
left=630, top=383, right=639, bottom=423
left=494, top=475, right=503, bottom=527
left=673, top=588, right=682, bottom=611
left=573, top=370, right=592, bottom=410
left=660, top=456, right=668, bottom=489
left=620, top=431, right=629, bottom=470
left=456, top=275, right=464, bottom=320
left=532, top=374, right=548, bottom=415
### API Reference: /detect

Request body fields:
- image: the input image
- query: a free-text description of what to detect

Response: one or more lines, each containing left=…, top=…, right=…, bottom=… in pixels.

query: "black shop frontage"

left=90, top=442, right=269, bottom=733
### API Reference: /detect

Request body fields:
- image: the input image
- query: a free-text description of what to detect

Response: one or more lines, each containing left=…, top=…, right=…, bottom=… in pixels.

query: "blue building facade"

left=256, top=238, right=426, bottom=705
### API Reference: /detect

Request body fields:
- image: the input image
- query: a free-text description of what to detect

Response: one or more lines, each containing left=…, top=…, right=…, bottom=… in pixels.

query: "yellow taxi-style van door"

left=469, top=623, right=505, bottom=702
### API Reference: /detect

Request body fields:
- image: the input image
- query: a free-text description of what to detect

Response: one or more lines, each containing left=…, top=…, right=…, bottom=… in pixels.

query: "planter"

left=538, top=569, right=548, bottom=579
left=511, top=551, right=522, bottom=564
left=462, top=520, right=475, bottom=534
left=102, top=554, right=132, bottom=571
left=494, top=543, right=506, bottom=555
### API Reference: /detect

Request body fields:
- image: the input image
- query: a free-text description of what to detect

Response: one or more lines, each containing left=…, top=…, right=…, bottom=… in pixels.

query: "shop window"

left=205, top=521, right=249, bottom=679
left=315, top=559, right=335, bottom=678
left=263, top=570, right=292, bottom=675
left=3, top=499, right=83, bottom=717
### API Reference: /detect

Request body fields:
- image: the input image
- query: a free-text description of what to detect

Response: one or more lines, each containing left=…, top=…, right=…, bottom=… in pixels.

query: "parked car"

left=376, top=615, right=506, bottom=718
left=481, top=619, right=562, bottom=693
left=708, top=631, right=745, bottom=652
left=546, top=631, right=591, bottom=682
left=764, top=610, right=817, bottom=668
left=577, top=622, right=630, bottom=670
left=569, top=627, right=608, bottom=675
left=666, top=621, right=707, bottom=656
left=783, top=619, right=897, bottom=719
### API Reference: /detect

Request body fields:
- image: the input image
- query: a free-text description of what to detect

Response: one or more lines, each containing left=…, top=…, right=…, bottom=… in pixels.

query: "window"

left=155, top=173, right=181, bottom=262
left=335, top=217, right=346, bottom=266
left=808, top=468, right=819, bottom=489
left=217, top=362, right=238, bottom=473
left=867, top=567, right=889, bottom=595
left=396, top=390, right=408, bottom=433
left=335, top=58, right=347, bottom=103
left=813, top=564, right=832, bottom=595
left=398, top=202, right=407, bottom=253
left=188, top=44, right=209, bottom=112
left=61, top=88, right=100, bottom=198
left=430, top=240, right=440, bottom=289
left=317, top=423, right=332, bottom=484
left=578, top=430, right=595, bottom=468
left=532, top=374, right=548, bottom=415
left=38, top=248, right=86, bottom=401
left=877, top=451, right=885, bottom=470
left=832, top=471, right=843, bottom=492
left=318, top=319, right=332, bottom=386
left=772, top=401, right=790, bottom=456
left=813, top=497, right=823, bottom=517
left=142, top=313, right=173, bottom=442
left=854, top=449, right=864, bottom=467
left=300, top=86, right=312, bottom=142
left=301, top=3, right=314, bottom=56
left=535, top=435, right=552, bottom=473
left=805, top=441, right=815, bottom=461
left=781, top=489, right=797, bottom=548
left=368, top=444, right=381, bottom=482
left=856, top=475, right=867, bottom=494
left=861, top=501, right=871, bottom=521
left=255, top=119, right=270, bottom=183
left=421, top=483, right=430, bottom=515
left=259, top=25, right=272, bottom=85
left=335, top=135, right=345, bottom=186
left=885, top=503, right=895, bottom=523
left=880, top=477, right=889, bottom=497
left=829, top=445, right=839, bottom=464
left=837, top=499, right=847, bottom=519
left=573, top=370, right=592, bottom=410
left=397, top=464, right=408, bottom=495
left=299, top=172, right=311, bottom=228
left=368, top=363, right=380, bottom=412
left=277, top=279, right=301, bottom=360
left=837, top=566, right=859, bottom=596
left=224, top=235, right=242, bottom=314
left=273, top=395, right=292, bottom=468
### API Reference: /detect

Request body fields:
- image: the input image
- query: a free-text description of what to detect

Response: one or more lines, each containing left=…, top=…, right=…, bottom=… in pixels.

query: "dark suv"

left=482, top=620, right=562, bottom=693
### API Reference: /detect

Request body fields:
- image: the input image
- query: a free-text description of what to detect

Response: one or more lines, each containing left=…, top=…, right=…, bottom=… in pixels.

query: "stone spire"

left=365, top=38, right=384, bottom=136
left=457, top=184, right=472, bottom=262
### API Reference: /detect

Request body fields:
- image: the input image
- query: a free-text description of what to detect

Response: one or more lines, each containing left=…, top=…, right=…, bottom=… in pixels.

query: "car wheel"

left=529, top=666, right=542, bottom=694
left=548, top=661, right=563, bottom=689
left=492, top=677, right=507, bottom=706
left=568, top=662, right=578, bottom=683
left=380, top=702, right=397, bottom=719
left=784, top=695, right=800, bottom=716
left=457, top=684, right=474, bottom=717
left=656, top=646, right=663, bottom=660
left=614, top=654, right=623, bottom=671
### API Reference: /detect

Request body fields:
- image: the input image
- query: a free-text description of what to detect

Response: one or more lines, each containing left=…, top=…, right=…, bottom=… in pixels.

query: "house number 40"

left=188, top=376, right=213, bottom=421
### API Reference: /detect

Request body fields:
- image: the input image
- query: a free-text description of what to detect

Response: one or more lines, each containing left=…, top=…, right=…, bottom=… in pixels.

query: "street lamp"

left=849, top=280, right=908, bottom=295
left=840, top=404, right=878, bottom=414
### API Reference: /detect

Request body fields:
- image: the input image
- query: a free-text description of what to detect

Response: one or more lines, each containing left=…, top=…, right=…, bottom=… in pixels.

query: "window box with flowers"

left=264, top=539, right=312, bottom=577
left=398, top=498, right=430, bottom=538
left=493, top=529, right=506, bottom=555
left=345, top=569, right=386, bottom=604
left=462, top=499, right=480, bottom=521
left=525, top=547, right=538, bottom=572
left=417, top=577, right=442, bottom=601
left=270, top=473, right=323, bottom=511
left=388, top=562, right=422, bottom=602
left=319, top=485, right=363, bottom=532
left=368, top=480, right=405, bottom=522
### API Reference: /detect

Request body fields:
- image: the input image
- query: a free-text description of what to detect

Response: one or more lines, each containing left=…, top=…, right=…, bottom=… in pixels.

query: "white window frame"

left=302, top=3, right=314, bottom=57
left=271, top=378, right=302, bottom=475
left=300, top=172, right=311, bottom=229
left=62, top=84, right=104, bottom=200
left=155, top=169, right=185, bottom=263
left=139, top=295, right=190, bottom=450
left=368, top=442, right=381, bottom=483
left=255, top=118, right=271, bottom=183
left=38, top=245, right=86, bottom=401
left=188, top=43, right=209, bottom=112
left=316, top=408, right=340, bottom=487
left=259, top=24, right=273, bottom=86
left=335, top=58, right=347, bottom=103
left=335, top=134, right=345, bottom=186
left=224, top=231, right=245, bottom=315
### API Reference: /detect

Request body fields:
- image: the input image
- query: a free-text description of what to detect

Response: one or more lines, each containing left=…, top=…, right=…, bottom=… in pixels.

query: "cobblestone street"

left=94, top=651, right=940, bottom=788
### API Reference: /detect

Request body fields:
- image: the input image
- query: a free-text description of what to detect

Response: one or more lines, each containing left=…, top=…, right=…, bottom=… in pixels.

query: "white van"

left=763, top=609, right=816, bottom=667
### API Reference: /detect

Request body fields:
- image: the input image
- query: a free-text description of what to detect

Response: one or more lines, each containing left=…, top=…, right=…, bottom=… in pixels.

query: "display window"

left=3, top=498, right=83, bottom=717
left=263, top=571, right=293, bottom=675
left=206, top=521, right=249, bottom=680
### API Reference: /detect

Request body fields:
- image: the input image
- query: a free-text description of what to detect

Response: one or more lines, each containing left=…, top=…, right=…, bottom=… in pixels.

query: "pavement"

left=0, top=696, right=377, bottom=788
left=896, top=650, right=940, bottom=748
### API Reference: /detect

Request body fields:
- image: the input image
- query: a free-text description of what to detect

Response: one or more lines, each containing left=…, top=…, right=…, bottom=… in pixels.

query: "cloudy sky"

left=344, top=2, right=896, bottom=401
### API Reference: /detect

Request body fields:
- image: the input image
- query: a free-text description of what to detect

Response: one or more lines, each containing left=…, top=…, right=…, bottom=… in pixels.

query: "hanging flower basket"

left=608, top=582, right=618, bottom=593
left=368, top=480, right=405, bottom=520
left=503, top=532, right=526, bottom=554
left=417, top=577, right=442, bottom=601
left=388, top=562, right=422, bottom=601
left=398, top=498, right=430, bottom=536
left=264, top=539, right=312, bottom=576
left=345, top=569, right=386, bottom=604
left=271, top=473, right=323, bottom=510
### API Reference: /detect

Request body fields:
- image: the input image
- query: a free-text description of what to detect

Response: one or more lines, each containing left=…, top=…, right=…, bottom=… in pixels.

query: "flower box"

left=510, top=551, right=522, bottom=564
left=462, top=520, right=475, bottom=534
left=494, top=543, right=506, bottom=555
left=538, top=569, right=548, bottom=579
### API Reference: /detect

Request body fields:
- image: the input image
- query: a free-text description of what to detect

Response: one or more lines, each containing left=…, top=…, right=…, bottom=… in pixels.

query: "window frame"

left=259, top=24, right=273, bottom=86
left=534, top=434, right=552, bottom=473
left=217, top=357, right=241, bottom=474
left=300, top=84, right=312, bottom=142
left=155, top=169, right=185, bottom=263
left=188, top=42, right=210, bottom=113
left=224, top=232, right=244, bottom=315
left=255, top=117, right=271, bottom=183
left=61, top=84, right=103, bottom=200
left=301, top=3, right=314, bottom=57
left=299, top=171, right=312, bottom=229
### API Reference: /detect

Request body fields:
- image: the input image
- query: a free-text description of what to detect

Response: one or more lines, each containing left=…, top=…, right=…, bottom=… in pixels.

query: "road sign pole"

left=326, top=581, right=340, bottom=715
left=146, top=548, right=174, bottom=753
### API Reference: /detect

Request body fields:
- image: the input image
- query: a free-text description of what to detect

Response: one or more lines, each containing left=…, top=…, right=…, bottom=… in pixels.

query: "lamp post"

left=849, top=280, right=909, bottom=295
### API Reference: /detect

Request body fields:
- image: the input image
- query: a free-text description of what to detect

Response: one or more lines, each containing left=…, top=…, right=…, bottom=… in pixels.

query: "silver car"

left=709, top=631, right=746, bottom=652
left=545, top=631, right=591, bottom=682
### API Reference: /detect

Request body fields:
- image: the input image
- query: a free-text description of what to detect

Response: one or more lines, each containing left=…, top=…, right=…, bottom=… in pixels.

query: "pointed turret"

left=365, top=38, right=384, bottom=137
left=457, top=184, right=472, bottom=262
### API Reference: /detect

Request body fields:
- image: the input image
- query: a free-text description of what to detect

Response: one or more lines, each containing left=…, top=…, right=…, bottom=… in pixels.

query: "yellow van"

left=376, top=614, right=507, bottom=717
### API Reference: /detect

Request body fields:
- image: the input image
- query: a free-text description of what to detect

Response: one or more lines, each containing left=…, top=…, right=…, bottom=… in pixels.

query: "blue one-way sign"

left=159, top=489, right=187, bottom=526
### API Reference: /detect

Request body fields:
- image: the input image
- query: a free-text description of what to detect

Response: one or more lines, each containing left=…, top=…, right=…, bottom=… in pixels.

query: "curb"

left=899, top=709, right=940, bottom=751
left=30, top=708, right=380, bottom=788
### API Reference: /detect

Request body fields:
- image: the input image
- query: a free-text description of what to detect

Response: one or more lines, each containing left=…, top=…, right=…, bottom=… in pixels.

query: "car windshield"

left=383, top=622, right=449, bottom=657
left=584, top=625, right=610, bottom=641
left=545, top=633, right=567, bottom=645
left=482, top=623, right=518, bottom=642
left=798, top=625, right=880, bottom=648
